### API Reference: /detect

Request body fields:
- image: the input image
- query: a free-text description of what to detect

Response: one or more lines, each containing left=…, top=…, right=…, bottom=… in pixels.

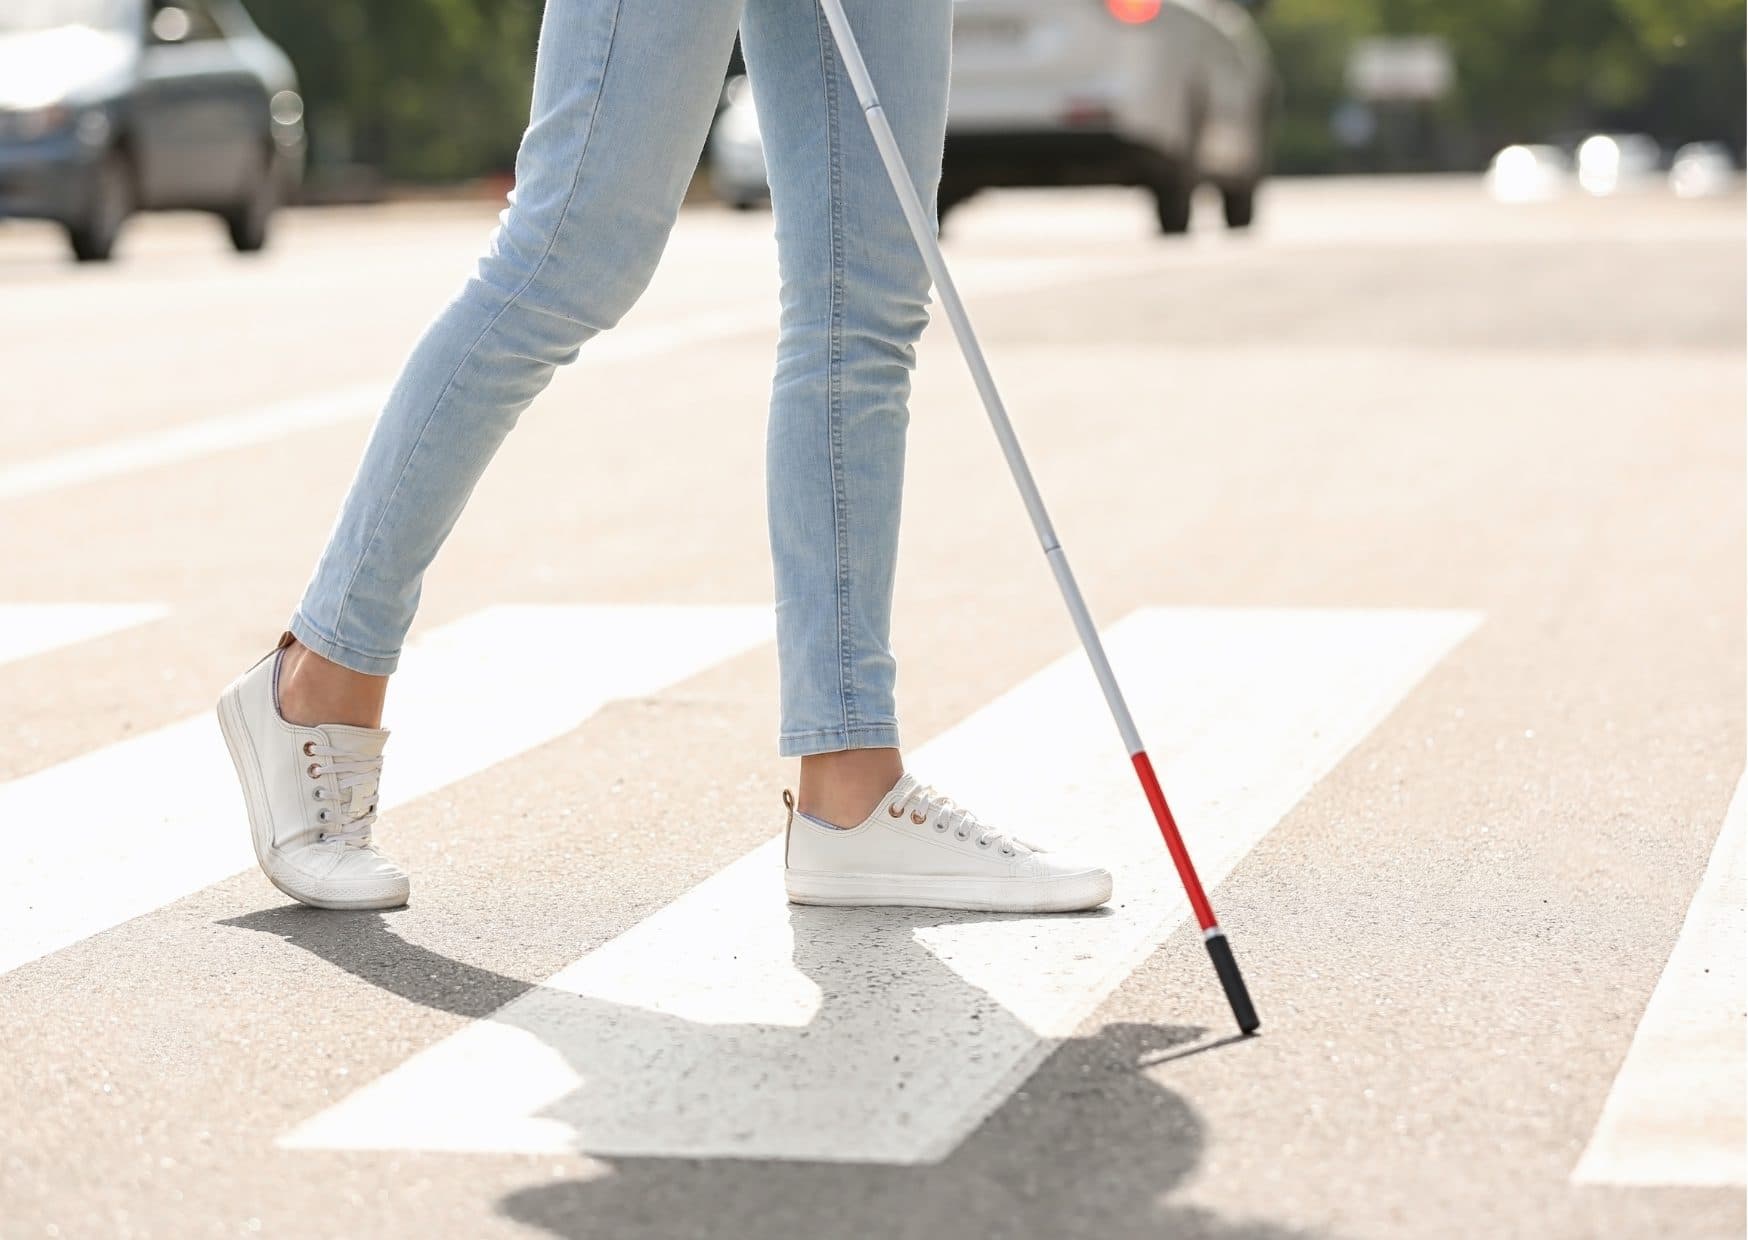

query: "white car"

left=1575, top=133, right=1661, bottom=197
left=1669, top=141, right=1736, bottom=199
left=1485, top=144, right=1573, bottom=203
left=708, top=0, right=1276, bottom=232
left=707, top=74, right=767, bottom=211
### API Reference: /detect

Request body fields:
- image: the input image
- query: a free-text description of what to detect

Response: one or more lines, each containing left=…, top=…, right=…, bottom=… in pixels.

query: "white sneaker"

left=217, top=637, right=410, bottom=911
left=784, top=773, right=1112, bottom=913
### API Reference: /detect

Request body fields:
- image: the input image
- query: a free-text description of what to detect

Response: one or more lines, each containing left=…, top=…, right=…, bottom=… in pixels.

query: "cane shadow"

left=222, top=904, right=1308, bottom=1240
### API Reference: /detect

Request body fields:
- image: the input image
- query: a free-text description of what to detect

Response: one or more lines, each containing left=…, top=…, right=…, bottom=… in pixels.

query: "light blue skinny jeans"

left=289, top=0, right=950, bottom=757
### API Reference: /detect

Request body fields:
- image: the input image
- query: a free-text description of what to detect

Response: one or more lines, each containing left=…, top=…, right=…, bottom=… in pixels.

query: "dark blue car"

left=0, top=0, right=304, bottom=261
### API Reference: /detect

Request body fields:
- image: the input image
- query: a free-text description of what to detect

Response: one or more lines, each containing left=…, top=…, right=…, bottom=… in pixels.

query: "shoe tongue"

left=884, top=772, right=920, bottom=808
left=319, top=723, right=390, bottom=757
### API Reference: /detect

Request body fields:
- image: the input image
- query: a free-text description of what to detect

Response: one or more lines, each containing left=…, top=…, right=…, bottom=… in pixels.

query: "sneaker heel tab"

left=781, top=789, right=795, bottom=867
left=245, top=630, right=296, bottom=675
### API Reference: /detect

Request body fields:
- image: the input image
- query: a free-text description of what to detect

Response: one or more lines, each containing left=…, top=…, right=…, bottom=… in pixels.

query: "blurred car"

left=946, top=0, right=1275, bottom=230
left=1484, top=143, right=1571, bottom=203
left=1574, top=133, right=1659, bottom=197
left=1669, top=141, right=1736, bottom=199
left=708, top=0, right=1276, bottom=233
left=0, top=0, right=305, bottom=262
left=707, top=75, right=766, bottom=212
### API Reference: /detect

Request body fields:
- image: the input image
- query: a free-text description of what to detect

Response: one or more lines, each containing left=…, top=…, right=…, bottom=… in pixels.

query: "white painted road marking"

left=0, top=300, right=778, bottom=501
left=0, top=605, right=772, bottom=978
left=0, top=385, right=390, bottom=502
left=281, top=607, right=1481, bottom=1164
left=0, top=603, right=168, bottom=667
left=1573, top=771, right=1747, bottom=1187
left=0, top=255, right=1132, bottom=502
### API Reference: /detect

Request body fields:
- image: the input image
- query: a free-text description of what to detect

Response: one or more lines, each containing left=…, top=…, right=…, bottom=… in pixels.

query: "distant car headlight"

left=0, top=103, right=75, bottom=142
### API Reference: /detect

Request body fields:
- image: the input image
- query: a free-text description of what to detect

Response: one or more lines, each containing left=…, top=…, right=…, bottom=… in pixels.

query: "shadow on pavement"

left=223, top=905, right=1314, bottom=1240
left=498, top=1019, right=1315, bottom=1240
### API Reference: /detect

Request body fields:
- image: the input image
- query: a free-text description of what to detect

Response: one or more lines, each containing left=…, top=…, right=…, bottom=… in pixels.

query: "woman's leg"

left=222, top=0, right=746, bottom=912
left=740, top=0, right=951, bottom=823
left=286, top=0, right=746, bottom=714
left=737, top=23, right=1112, bottom=910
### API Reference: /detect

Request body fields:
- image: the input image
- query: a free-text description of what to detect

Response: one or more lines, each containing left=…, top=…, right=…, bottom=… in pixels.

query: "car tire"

left=1151, top=84, right=1208, bottom=236
left=1151, top=173, right=1194, bottom=235
left=223, top=149, right=280, bottom=253
left=66, top=150, right=133, bottom=263
left=1222, top=184, right=1257, bottom=230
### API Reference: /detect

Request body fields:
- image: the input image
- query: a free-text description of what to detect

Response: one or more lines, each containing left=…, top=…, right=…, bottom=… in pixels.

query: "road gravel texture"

left=0, top=177, right=1741, bottom=1239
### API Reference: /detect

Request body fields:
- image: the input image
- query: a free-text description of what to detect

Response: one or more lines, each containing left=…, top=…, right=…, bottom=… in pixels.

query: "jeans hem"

left=778, top=723, right=901, bottom=758
left=288, top=612, right=400, bottom=677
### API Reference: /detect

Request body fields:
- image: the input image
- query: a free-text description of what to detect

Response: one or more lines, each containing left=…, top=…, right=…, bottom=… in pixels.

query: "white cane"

left=814, top=0, right=1259, bottom=1034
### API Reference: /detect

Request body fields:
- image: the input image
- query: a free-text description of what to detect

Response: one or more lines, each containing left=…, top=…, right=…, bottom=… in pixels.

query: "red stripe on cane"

left=1130, top=750, right=1217, bottom=931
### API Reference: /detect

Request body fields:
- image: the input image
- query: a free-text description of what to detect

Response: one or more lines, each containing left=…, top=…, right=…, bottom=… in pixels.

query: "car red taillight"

left=1105, top=0, right=1162, bottom=23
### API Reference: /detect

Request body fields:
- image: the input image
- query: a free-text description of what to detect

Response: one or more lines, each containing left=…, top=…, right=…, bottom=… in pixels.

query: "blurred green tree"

left=1256, top=0, right=1379, bottom=172
left=1262, top=0, right=1745, bottom=171
left=244, top=0, right=1743, bottom=182
left=245, top=0, right=542, bottom=184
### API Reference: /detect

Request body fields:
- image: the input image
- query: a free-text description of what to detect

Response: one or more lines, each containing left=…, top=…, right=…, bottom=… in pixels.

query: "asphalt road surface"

left=1, top=177, right=1743, bottom=1240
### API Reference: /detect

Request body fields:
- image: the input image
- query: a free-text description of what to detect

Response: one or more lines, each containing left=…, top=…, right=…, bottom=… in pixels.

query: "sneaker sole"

left=217, top=680, right=409, bottom=912
left=784, top=868, right=1112, bottom=914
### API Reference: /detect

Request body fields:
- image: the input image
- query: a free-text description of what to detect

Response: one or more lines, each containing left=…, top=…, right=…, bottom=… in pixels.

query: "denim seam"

left=325, top=0, right=628, bottom=652
left=781, top=724, right=900, bottom=741
left=290, top=610, right=399, bottom=665
left=814, top=3, right=856, bottom=738
left=288, top=611, right=398, bottom=675
left=779, top=723, right=902, bottom=757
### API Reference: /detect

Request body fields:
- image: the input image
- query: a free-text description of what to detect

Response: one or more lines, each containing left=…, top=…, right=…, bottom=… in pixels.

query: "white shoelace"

left=306, top=742, right=382, bottom=847
left=893, top=783, right=1033, bottom=857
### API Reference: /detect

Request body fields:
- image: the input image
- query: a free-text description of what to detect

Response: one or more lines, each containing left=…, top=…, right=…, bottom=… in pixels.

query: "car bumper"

left=943, top=128, right=1172, bottom=189
left=0, top=138, right=101, bottom=222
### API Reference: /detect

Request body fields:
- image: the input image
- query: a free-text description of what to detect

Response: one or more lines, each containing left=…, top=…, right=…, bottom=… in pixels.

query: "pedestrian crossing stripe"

left=0, top=253, right=1129, bottom=503
left=1572, top=770, right=1747, bottom=1187
left=0, top=603, right=168, bottom=668
left=0, top=605, right=774, bottom=978
left=0, top=386, right=388, bottom=501
left=278, top=607, right=1482, bottom=1164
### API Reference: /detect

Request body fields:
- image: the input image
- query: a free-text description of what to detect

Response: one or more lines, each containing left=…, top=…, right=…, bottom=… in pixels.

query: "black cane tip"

left=1203, top=930, right=1260, bottom=1037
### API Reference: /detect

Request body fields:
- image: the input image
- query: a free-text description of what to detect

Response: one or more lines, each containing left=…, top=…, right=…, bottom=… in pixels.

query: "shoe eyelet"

left=302, top=741, right=316, bottom=757
left=316, top=832, right=327, bottom=844
left=934, top=822, right=948, bottom=832
left=911, top=811, right=927, bottom=825
left=317, top=809, right=331, bottom=823
left=977, top=838, right=990, bottom=848
left=887, top=804, right=903, bottom=818
left=306, top=763, right=321, bottom=779
left=312, top=787, right=326, bottom=800
left=954, top=830, right=968, bottom=841
left=1001, top=847, right=1014, bottom=857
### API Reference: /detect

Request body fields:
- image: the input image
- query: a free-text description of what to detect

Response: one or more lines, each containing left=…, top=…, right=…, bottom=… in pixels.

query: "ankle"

left=277, top=639, right=388, bottom=729
left=796, top=747, right=904, bottom=828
